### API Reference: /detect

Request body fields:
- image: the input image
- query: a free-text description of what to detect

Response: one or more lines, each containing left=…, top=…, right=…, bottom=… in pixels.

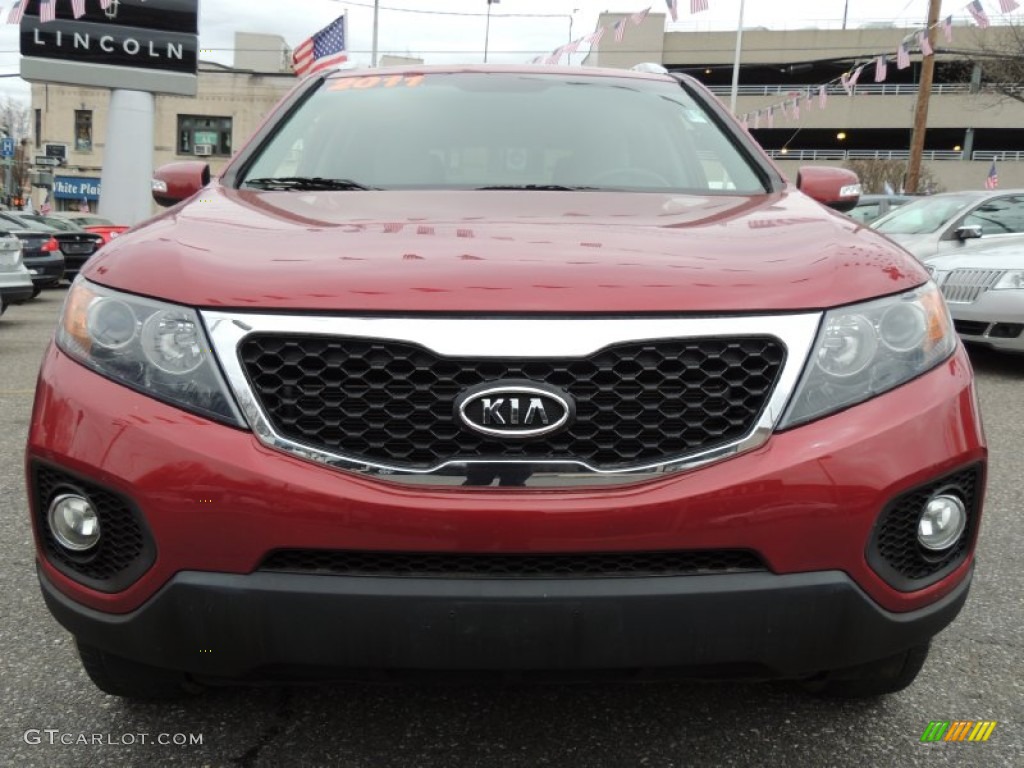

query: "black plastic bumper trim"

left=39, top=563, right=973, bottom=682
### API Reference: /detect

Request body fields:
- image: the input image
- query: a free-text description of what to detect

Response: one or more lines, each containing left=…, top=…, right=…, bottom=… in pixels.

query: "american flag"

left=896, top=43, right=910, bottom=69
left=849, top=64, right=863, bottom=88
left=999, top=0, right=1019, bottom=13
left=918, top=31, right=933, bottom=56
left=664, top=1, right=677, bottom=22
left=967, top=0, right=990, bottom=28
left=943, top=15, right=953, bottom=42
left=41, top=191, right=52, bottom=216
left=985, top=161, right=998, bottom=189
left=840, top=71, right=851, bottom=95
left=7, top=1, right=25, bottom=24
left=631, top=7, right=651, bottom=24
left=766, top=106, right=774, bottom=129
left=819, top=84, right=827, bottom=109
left=753, top=110, right=760, bottom=129
left=292, top=15, right=348, bottom=77
left=565, top=38, right=582, bottom=54
left=875, top=54, right=887, bottom=83
left=792, top=99, right=800, bottom=121
left=40, top=0, right=56, bottom=23
left=72, top=0, right=86, bottom=18
left=613, top=18, right=627, bottom=42
left=691, top=0, right=710, bottom=12
left=586, top=26, right=605, bottom=46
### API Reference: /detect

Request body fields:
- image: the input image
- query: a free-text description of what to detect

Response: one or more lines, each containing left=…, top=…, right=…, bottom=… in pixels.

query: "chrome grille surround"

left=203, top=313, right=821, bottom=487
left=940, top=269, right=1006, bottom=304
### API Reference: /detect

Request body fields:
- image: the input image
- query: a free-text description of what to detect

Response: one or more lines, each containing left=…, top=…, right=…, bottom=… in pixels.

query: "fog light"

left=917, top=494, right=966, bottom=552
left=48, top=494, right=101, bottom=552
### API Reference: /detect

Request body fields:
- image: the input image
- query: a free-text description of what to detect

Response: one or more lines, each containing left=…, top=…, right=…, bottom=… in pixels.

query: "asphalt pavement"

left=1, top=288, right=1021, bottom=768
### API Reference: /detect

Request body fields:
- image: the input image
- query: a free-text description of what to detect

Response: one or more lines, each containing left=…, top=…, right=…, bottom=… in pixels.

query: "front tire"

left=76, top=640, right=202, bottom=700
left=804, top=642, right=930, bottom=698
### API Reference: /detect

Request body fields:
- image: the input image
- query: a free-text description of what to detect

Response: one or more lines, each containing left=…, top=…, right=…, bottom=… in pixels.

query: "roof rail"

left=631, top=63, right=669, bottom=74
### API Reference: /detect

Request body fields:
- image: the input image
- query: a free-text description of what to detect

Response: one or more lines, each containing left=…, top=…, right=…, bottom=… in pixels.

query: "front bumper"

left=40, top=562, right=973, bottom=681
left=949, top=290, right=1024, bottom=352
left=28, top=336, right=986, bottom=681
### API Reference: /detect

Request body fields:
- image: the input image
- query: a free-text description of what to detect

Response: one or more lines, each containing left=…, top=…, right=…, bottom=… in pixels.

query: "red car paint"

left=26, top=66, right=986, bottom=692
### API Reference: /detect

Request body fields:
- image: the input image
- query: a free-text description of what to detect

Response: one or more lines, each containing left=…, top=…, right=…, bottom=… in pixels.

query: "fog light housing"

left=48, top=494, right=101, bottom=552
left=917, top=494, right=966, bottom=552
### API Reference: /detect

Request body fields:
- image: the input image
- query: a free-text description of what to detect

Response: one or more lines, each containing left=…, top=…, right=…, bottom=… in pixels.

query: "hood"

left=928, top=242, right=1024, bottom=272
left=86, top=183, right=928, bottom=313
left=876, top=232, right=937, bottom=260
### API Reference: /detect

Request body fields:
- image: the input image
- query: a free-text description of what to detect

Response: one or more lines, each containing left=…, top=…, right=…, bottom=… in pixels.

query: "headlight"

left=779, top=283, right=955, bottom=428
left=56, top=279, right=244, bottom=425
left=0, top=238, right=22, bottom=270
left=993, top=270, right=1024, bottom=290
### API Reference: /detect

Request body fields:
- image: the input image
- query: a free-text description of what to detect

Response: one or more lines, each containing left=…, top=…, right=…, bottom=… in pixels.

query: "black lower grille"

left=990, top=323, right=1024, bottom=339
left=953, top=320, right=990, bottom=337
left=867, top=465, right=983, bottom=591
left=239, top=334, right=786, bottom=470
left=259, top=549, right=767, bottom=579
left=32, top=464, right=155, bottom=593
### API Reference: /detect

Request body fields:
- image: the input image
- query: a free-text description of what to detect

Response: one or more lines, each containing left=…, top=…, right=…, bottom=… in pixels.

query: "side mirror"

left=152, top=161, right=211, bottom=207
left=796, top=166, right=862, bottom=213
left=955, top=225, right=983, bottom=241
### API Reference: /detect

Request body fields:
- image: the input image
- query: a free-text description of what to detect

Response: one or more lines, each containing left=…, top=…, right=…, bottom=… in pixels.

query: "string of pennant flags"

left=737, top=0, right=1020, bottom=130
left=5, top=0, right=116, bottom=24
left=531, top=1, right=710, bottom=66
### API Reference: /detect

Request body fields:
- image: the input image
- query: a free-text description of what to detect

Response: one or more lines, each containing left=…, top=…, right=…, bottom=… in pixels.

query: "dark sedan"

left=0, top=212, right=104, bottom=282
left=0, top=213, right=65, bottom=295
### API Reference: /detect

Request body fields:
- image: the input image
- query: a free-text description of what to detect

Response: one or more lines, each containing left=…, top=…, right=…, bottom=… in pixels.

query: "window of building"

left=34, top=109, right=41, bottom=149
left=74, top=110, right=93, bottom=152
left=177, top=115, right=233, bottom=157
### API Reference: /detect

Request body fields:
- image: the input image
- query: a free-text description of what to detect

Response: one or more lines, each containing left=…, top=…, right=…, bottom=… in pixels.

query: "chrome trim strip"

left=202, top=312, right=821, bottom=488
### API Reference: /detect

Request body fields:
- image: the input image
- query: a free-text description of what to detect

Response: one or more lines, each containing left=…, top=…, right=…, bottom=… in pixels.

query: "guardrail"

left=765, top=149, right=1022, bottom=161
left=707, top=82, right=984, bottom=97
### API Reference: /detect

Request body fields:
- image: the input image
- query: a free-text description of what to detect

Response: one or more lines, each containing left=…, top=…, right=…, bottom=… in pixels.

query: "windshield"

left=872, top=195, right=976, bottom=235
left=241, top=72, right=765, bottom=194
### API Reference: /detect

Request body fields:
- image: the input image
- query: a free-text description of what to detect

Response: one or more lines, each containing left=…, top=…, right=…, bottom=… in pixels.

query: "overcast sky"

left=0, top=0, right=1017, bottom=103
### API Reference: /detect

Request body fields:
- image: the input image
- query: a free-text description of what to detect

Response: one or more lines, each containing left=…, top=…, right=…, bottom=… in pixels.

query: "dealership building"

left=27, top=32, right=297, bottom=212
left=585, top=12, right=1024, bottom=191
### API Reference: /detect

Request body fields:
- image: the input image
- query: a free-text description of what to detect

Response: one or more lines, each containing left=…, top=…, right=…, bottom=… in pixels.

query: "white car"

left=872, top=190, right=1024, bottom=261
left=0, top=233, right=32, bottom=317
left=929, top=242, right=1024, bottom=353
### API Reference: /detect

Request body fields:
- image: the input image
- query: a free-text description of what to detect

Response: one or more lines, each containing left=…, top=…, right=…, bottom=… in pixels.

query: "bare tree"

left=844, top=159, right=944, bottom=195
left=954, top=24, right=1024, bottom=106
left=0, top=96, right=30, bottom=140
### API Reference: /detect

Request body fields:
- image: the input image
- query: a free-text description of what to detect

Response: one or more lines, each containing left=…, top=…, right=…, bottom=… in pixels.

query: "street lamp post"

left=729, top=0, right=747, bottom=114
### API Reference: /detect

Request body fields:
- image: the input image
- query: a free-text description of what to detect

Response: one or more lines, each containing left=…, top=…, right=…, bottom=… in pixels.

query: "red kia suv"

left=27, top=66, right=985, bottom=699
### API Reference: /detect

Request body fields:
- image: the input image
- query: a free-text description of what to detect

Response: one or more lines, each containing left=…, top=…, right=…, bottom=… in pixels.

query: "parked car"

left=847, top=193, right=915, bottom=225
left=29, top=65, right=985, bottom=701
left=0, top=232, right=33, bottom=315
left=872, top=189, right=1024, bottom=261
left=928, top=241, right=1024, bottom=353
left=0, top=213, right=65, bottom=296
left=51, top=212, right=129, bottom=245
left=0, top=212, right=103, bottom=282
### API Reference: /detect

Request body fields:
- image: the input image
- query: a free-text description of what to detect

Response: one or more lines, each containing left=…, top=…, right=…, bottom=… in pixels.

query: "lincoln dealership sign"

left=20, top=0, right=199, bottom=96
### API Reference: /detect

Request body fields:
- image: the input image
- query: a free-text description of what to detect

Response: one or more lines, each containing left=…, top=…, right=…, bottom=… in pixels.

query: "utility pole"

left=484, top=0, right=500, bottom=63
left=906, top=0, right=942, bottom=194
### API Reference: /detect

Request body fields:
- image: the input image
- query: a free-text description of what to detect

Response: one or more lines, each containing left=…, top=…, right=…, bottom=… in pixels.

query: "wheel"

left=803, top=642, right=930, bottom=698
left=76, top=639, right=202, bottom=700
left=589, top=167, right=672, bottom=187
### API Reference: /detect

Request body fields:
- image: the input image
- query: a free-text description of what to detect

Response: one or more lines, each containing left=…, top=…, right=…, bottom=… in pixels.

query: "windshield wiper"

left=474, top=184, right=599, bottom=191
left=244, top=177, right=377, bottom=191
